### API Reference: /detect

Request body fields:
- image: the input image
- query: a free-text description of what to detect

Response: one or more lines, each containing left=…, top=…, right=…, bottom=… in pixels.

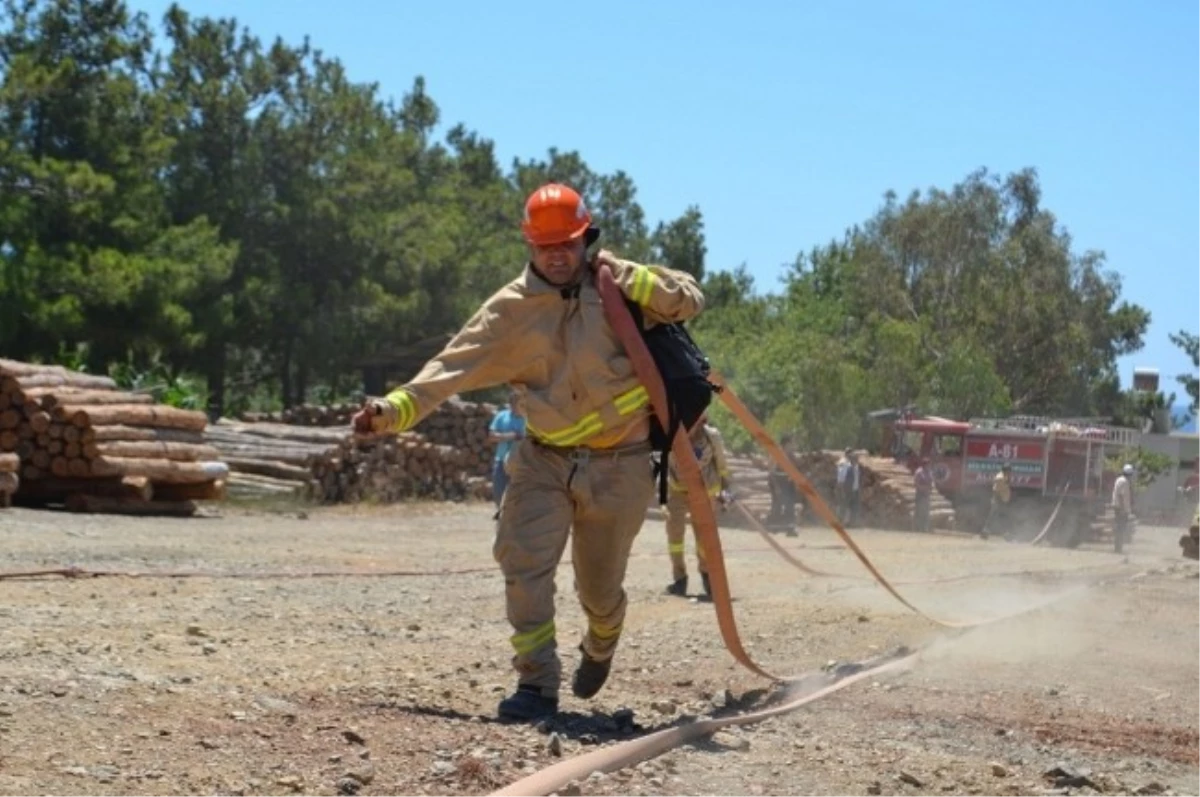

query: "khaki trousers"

left=492, top=438, right=654, bottom=698
left=665, top=488, right=714, bottom=581
left=665, top=449, right=721, bottom=581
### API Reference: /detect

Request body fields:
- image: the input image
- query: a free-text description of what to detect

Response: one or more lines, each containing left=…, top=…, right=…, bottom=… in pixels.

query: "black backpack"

left=624, top=297, right=721, bottom=505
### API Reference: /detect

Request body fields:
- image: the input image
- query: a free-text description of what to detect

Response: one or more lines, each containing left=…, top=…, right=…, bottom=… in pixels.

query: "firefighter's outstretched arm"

left=595, top=250, right=704, bottom=324
left=354, top=302, right=512, bottom=435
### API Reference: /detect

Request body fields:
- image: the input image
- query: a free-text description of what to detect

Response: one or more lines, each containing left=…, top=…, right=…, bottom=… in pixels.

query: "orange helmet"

left=521, top=183, right=592, bottom=246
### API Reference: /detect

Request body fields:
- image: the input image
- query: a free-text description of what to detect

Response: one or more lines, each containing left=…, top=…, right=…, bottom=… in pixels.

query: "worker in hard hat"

left=664, top=419, right=731, bottom=601
left=1112, top=463, right=1134, bottom=554
left=352, top=183, right=704, bottom=721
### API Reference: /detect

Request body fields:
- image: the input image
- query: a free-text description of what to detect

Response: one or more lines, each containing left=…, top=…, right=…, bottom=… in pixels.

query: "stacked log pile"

left=786, top=450, right=956, bottom=530
left=0, top=452, right=17, bottom=507
left=653, top=448, right=957, bottom=532
left=313, top=433, right=492, bottom=503
left=726, top=454, right=773, bottom=521
left=240, top=403, right=359, bottom=427
left=0, top=359, right=226, bottom=515
left=204, top=419, right=346, bottom=500
left=238, top=398, right=496, bottom=478
left=206, top=417, right=493, bottom=504
left=408, top=398, right=496, bottom=478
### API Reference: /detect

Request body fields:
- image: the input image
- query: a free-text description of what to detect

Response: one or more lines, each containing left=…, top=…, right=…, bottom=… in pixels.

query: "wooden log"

left=63, top=441, right=80, bottom=458
left=30, top=388, right=149, bottom=408
left=210, top=419, right=350, bottom=445
left=65, top=494, right=197, bottom=517
left=55, top=404, right=208, bottom=432
left=16, top=423, right=34, bottom=439
left=89, top=457, right=229, bottom=484
left=47, top=439, right=63, bottom=455
left=47, top=423, right=64, bottom=439
left=30, top=450, right=50, bottom=470
left=0, top=392, right=9, bottom=410
left=63, top=426, right=82, bottom=443
left=0, top=370, right=116, bottom=391
left=0, top=409, right=20, bottom=430
left=89, top=424, right=206, bottom=444
left=67, top=458, right=90, bottom=478
left=28, top=410, right=51, bottom=436
left=17, top=475, right=152, bottom=502
left=50, top=457, right=70, bottom=478
left=152, top=480, right=225, bottom=501
left=221, top=457, right=312, bottom=481
left=0, top=430, right=17, bottom=451
left=227, top=470, right=309, bottom=487
left=226, top=474, right=303, bottom=495
left=94, top=440, right=221, bottom=462
left=0, top=452, right=18, bottom=473
left=203, top=443, right=318, bottom=466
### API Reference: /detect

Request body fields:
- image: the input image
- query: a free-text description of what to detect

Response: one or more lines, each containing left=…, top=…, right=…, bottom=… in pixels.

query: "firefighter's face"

left=530, top=239, right=586, bottom=286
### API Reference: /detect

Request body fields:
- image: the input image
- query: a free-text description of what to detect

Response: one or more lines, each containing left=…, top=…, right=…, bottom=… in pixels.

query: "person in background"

left=487, top=393, right=526, bottom=519
left=768, top=433, right=799, bottom=533
left=839, top=449, right=862, bottom=527
left=1112, top=463, right=1134, bottom=554
left=913, top=457, right=933, bottom=533
left=836, top=448, right=852, bottom=522
left=663, top=420, right=731, bottom=600
left=983, top=463, right=1012, bottom=540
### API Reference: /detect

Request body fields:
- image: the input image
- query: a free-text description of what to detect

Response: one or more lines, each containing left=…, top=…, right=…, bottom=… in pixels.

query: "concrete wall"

left=1132, top=432, right=1180, bottom=513
left=1176, top=436, right=1200, bottom=472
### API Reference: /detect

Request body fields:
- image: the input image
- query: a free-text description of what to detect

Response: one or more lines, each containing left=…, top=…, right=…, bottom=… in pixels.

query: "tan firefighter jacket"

left=667, top=423, right=731, bottom=496
left=373, top=256, right=704, bottom=449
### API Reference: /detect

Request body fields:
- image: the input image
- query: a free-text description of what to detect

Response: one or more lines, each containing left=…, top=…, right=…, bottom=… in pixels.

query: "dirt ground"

left=0, top=499, right=1196, bottom=797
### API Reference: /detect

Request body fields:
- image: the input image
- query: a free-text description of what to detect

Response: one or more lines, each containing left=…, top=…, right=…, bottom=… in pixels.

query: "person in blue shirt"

left=488, top=394, right=526, bottom=518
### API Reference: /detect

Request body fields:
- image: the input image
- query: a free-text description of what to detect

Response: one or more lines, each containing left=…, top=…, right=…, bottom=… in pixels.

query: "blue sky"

left=132, top=0, right=1198, bottom=403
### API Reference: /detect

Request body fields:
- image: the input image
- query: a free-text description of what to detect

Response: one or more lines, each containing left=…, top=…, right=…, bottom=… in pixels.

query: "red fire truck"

left=882, top=413, right=1140, bottom=545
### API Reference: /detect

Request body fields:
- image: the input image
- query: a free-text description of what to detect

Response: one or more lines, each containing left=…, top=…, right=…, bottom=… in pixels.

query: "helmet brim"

left=523, top=220, right=591, bottom=247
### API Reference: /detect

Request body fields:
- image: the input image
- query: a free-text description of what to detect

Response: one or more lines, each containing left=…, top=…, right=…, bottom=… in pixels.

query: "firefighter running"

left=663, top=419, right=731, bottom=601
left=352, top=183, right=704, bottom=721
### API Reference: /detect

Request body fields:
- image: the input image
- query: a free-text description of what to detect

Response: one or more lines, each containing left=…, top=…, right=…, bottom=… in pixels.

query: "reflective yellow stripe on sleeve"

left=526, top=386, right=649, bottom=447
left=385, top=390, right=417, bottom=432
left=667, top=542, right=686, bottom=554
left=510, top=620, right=555, bottom=655
left=629, top=265, right=656, bottom=306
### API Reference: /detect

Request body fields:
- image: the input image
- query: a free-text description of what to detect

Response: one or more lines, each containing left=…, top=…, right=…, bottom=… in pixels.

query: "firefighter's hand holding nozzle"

left=351, top=400, right=398, bottom=437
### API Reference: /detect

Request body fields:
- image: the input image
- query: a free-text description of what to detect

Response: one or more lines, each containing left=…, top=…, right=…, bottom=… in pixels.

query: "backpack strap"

left=624, top=297, right=678, bottom=505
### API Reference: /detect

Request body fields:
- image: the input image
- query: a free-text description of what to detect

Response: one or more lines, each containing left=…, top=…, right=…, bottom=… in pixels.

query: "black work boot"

left=572, top=646, right=613, bottom=700
left=497, top=685, right=558, bottom=721
left=665, top=575, right=688, bottom=597
left=700, top=572, right=713, bottom=601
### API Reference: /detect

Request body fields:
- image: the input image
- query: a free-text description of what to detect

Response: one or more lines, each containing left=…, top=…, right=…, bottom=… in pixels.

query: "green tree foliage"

left=1106, top=447, right=1173, bottom=490
left=0, top=0, right=1151, bottom=440
left=694, top=168, right=1143, bottom=451
left=1170, top=331, right=1199, bottom=419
